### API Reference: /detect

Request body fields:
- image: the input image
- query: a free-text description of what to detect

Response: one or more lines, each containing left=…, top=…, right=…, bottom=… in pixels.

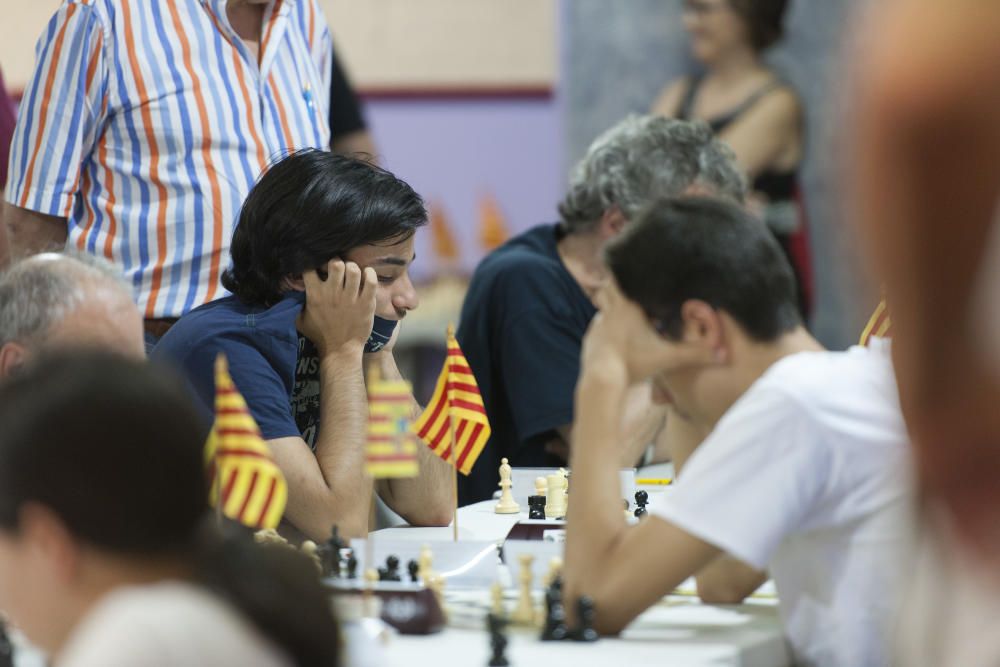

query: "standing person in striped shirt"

left=3, top=0, right=333, bottom=342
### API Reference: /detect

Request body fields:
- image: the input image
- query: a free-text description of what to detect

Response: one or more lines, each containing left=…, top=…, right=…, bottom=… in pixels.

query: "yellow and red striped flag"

left=366, top=374, right=420, bottom=478
left=204, top=355, right=287, bottom=529
left=412, top=332, right=491, bottom=475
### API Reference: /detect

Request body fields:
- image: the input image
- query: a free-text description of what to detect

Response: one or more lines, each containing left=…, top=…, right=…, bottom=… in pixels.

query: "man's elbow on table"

left=384, top=485, right=453, bottom=528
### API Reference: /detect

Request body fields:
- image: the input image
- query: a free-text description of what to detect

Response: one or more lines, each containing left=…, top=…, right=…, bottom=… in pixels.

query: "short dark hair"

left=222, top=149, right=427, bottom=306
left=728, top=0, right=790, bottom=52
left=606, top=196, right=801, bottom=342
left=0, top=352, right=342, bottom=666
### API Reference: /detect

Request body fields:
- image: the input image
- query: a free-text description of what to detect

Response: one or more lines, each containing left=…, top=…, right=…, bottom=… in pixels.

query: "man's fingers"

left=301, top=269, right=321, bottom=293
left=326, top=259, right=346, bottom=288
left=360, top=267, right=377, bottom=302
left=343, top=261, right=362, bottom=297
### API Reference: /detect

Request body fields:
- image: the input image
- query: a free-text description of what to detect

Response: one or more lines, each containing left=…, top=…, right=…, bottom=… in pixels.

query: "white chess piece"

left=544, top=472, right=567, bottom=518
left=495, top=457, right=520, bottom=514
left=534, top=476, right=547, bottom=497
left=511, top=553, right=536, bottom=625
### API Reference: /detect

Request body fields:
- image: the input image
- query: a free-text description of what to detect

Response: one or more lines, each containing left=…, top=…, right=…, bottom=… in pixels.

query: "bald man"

left=0, top=253, right=144, bottom=377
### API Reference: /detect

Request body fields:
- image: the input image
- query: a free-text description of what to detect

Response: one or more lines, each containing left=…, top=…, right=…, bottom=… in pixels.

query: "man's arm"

left=271, top=261, right=378, bottom=540
left=553, top=383, right=666, bottom=468
left=3, top=202, right=68, bottom=261
left=564, top=356, right=720, bottom=634
left=366, top=349, right=453, bottom=527
left=269, top=347, right=371, bottom=541
left=660, top=404, right=768, bottom=601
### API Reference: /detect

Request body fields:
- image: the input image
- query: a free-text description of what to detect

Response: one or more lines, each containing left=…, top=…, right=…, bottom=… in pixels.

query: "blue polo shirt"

left=152, top=291, right=322, bottom=446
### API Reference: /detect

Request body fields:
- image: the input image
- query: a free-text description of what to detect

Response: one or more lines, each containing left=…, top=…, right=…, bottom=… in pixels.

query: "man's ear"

left=18, top=503, right=81, bottom=586
left=597, top=206, right=628, bottom=240
left=679, top=300, right=728, bottom=364
left=0, top=342, right=28, bottom=378
left=282, top=275, right=306, bottom=292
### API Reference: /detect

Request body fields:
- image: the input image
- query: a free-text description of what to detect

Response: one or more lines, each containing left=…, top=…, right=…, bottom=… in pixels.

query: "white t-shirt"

left=652, top=342, right=911, bottom=667
left=57, top=582, right=294, bottom=667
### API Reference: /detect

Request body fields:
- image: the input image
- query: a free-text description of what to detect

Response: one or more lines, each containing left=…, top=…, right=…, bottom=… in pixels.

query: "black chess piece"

left=487, top=613, right=510, bottom=667
left=407, top=558, right=420, bottom=583
left=385, top=555, right=402, bottom=582
left=346, top=554, right=358, bottom=579
left=528, top=495, right=545, bottom=520
left=540, top=576, right=570, bottom=641
left=320, top=524, right=348, bottom=577
left=634, top=490, right=649, bottom=518
left=572, top=595, right=599, bottom=642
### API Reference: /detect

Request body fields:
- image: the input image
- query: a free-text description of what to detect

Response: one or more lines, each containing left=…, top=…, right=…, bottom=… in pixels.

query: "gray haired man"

left=455, top=116, right=747, bottom=504
left=0, top=253, right=144, bottom=377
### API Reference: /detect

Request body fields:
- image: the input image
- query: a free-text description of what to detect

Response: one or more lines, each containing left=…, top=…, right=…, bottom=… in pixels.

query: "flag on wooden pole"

left=366, top=370, right=420, bottom=478
left=412, top=331, right=491, bottom=475
left=205, top=355, right=287, bottom=529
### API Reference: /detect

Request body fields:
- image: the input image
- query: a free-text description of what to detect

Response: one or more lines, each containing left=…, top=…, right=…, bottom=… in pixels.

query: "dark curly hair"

left=222, top=149, right=427, bottom=307
left=728, top=0, right=790, bottom=52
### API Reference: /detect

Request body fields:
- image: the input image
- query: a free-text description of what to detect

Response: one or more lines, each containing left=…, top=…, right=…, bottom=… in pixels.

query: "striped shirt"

left=5, top=0, right=332, bottom=317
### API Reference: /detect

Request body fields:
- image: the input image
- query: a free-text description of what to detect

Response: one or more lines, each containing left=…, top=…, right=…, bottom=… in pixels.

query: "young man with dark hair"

left=562, top=197, right=911, bottom=667
left=153, top=150, right=452, bottom=541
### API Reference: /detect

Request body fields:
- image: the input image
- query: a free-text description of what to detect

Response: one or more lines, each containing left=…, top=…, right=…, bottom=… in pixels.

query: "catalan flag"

left=366, top=374, right=420, bottom=478
left=860, top=298, right=892, bottom=346
left=413, top=332, right=491, bottom=475
left=204, top=355, right=287, bottom=529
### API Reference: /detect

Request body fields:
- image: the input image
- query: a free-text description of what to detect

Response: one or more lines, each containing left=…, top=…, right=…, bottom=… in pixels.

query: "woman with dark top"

left=652, top=0, right=812, bottom=319
left=0, top=352, right=341, bottom=666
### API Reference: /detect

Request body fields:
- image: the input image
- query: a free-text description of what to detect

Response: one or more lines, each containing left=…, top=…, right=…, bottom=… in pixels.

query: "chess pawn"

left=541, top=577, right=570, bottom=641
left=511, top=553, right=536, bottom=625
left=494, top=458, right=520, bottom=514
left=407, top=558, right=420, bottom=583
left=487, top=613, right=510, bottom=667
left=490, top=581, right=507, bottom=617
left=300, top=540, right=322, bottom=574
left=634, top=489, right=649, bottom=518
left=418, top=543, right=434, bottom=583
left=573, top=595, right=599, bottom=642
left=544, top=473, right=567, bottom=519
left=534, top=476, right=547, bottom=497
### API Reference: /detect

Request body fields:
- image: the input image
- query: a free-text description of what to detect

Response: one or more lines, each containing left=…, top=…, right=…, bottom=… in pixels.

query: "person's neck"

left=226, top=1, right=267, bottom=58
left=49, top=554, right=192, bottom=658
left=692, top=324, right=823, bottom=428
left=706, top=46, right=766, bottom=88
left=556, top=229, right=607, bottom=302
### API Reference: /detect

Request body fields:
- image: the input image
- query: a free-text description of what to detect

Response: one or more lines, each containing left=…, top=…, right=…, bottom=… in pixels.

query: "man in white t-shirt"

left=562, top=196, right=911, bottom=667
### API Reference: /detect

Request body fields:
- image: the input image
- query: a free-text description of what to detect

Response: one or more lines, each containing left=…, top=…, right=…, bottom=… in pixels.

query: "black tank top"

left=676, top=76, right=798, bottom=202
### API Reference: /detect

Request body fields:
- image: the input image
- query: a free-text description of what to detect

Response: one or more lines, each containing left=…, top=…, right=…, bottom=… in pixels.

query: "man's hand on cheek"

left=296, top=260, right=377, bottom=359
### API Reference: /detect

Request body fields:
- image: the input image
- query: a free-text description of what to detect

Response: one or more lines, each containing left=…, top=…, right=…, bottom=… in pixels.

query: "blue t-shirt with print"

left=152, top=291, right=323, bottom=448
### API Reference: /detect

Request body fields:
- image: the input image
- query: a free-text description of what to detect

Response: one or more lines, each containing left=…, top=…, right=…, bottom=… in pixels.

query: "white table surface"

left=369, top=475, right=790, bottom=667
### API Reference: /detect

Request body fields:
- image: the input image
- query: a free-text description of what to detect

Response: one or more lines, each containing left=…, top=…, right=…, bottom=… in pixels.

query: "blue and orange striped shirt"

left=5, top=0, right=332, bottom=317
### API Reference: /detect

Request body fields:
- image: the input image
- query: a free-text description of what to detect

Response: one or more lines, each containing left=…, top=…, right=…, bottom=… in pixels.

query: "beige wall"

left=322, top=0, right=556, bottom=89
left=1, top=2, right=59, bottom=91
left=1, top=1, right=556, bottom=92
